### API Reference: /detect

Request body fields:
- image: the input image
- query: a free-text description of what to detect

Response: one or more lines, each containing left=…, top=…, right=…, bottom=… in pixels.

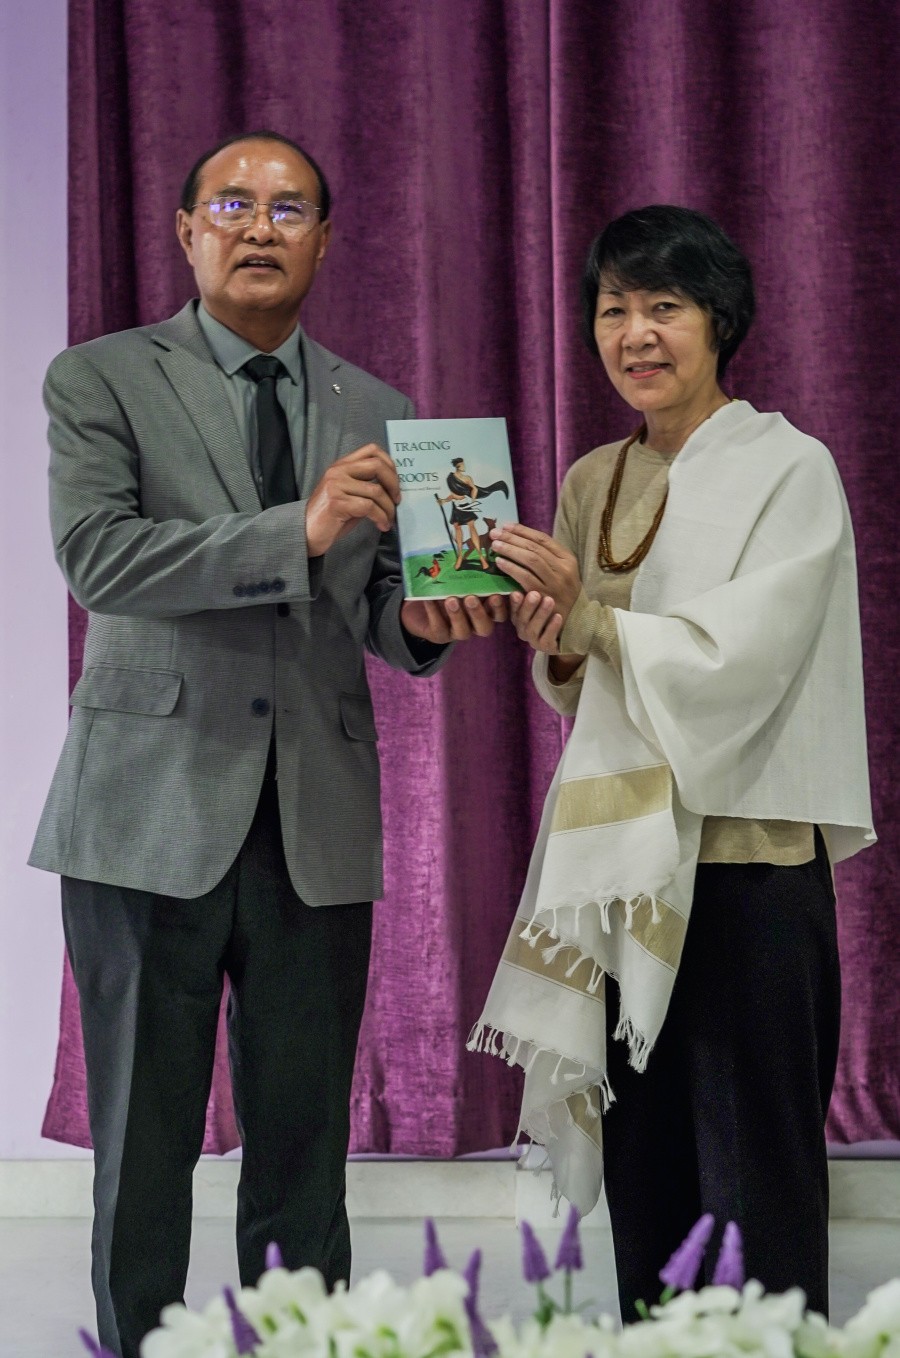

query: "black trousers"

left=62, top=765, right=372, bottom=1358
left=602, top=832, right=840, bottom=1322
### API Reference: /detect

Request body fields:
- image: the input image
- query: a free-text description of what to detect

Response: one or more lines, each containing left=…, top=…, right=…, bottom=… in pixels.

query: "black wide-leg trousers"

left=602, top=831, right=840, bottom=1323
left=62, top=766, right=372, bottom=1358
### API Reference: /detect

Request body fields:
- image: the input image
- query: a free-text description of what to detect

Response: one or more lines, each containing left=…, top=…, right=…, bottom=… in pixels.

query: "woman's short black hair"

left=179, top=130, right=331, bottom=221
left=580, top=205, right=755, bottom=376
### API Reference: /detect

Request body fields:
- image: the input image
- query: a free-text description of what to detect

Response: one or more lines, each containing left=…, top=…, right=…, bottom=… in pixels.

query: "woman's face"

left=593, top=284, right=720, bottom=419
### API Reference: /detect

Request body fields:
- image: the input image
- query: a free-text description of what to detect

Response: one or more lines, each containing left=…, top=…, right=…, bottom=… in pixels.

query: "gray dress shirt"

left=197, top=304, right=306, bottom=501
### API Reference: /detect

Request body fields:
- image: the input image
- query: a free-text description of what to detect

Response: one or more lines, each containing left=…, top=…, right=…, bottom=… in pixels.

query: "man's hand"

left=490, top=524, right=582, bottom=622
left=306, top=444, right=401, bottom=557
left=401, top=594, right=508, bottom=644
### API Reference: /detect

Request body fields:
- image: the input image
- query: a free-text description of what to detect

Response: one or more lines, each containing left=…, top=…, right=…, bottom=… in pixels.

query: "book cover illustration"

left=386, top=417, right=520, bottom=600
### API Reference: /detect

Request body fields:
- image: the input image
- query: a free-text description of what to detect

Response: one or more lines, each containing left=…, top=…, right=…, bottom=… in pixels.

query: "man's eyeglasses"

left=192, top=194, right=322, bottom=235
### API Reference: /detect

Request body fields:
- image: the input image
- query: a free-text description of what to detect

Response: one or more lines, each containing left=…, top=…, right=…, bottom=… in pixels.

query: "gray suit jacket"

left=30, top=301, right=447, bottom=904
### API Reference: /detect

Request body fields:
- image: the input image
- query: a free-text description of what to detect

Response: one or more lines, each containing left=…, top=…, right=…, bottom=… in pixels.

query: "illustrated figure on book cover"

left=437, top=455, right=509, bottom=570
left=387, top=415, right=520, bottom=599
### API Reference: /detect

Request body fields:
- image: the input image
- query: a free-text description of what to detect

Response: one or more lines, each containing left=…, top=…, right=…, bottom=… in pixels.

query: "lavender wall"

left=0, top=0, right=86, bottom=1159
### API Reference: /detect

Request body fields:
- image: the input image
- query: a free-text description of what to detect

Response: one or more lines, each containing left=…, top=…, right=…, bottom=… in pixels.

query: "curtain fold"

left=45, top=0, right=899, bottom=1154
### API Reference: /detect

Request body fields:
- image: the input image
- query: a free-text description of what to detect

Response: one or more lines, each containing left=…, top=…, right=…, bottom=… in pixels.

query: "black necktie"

left=242, top=355, right=299, bottom=508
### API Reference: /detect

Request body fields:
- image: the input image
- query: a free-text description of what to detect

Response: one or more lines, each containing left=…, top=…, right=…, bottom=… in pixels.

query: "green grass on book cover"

left=402, top=549, right=518, bottom=599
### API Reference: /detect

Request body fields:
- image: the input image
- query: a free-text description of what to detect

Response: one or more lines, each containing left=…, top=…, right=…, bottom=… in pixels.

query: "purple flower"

left=463, top=1248, right=483, bottom=1300
left=265, top=1241, right=284, bottom=1271
left=463, top=1250, right=498, bottom=1358
left=554, top=1205, right=584, bottom=1273
left=423, top=1217, right=448, bottom=1276
left=658, top=1213, right=715, bottom=1292
left=78, top=1331, right=117, bottom=1358
left=224, top=1285, right=261, bottom=1354
left=520, top=1220, right=551, bottom=1284
left=712, top=1221, right=745, bottom=1288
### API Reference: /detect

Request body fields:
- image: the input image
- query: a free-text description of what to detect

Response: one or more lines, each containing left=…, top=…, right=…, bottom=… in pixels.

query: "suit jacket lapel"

left=299, top=328, right=345, bottom=496
left=151, top=302, right=262, bottom=514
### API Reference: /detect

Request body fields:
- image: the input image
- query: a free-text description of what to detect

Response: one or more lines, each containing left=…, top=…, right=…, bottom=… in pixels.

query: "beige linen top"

left=537, top=436, right=816, bottom=865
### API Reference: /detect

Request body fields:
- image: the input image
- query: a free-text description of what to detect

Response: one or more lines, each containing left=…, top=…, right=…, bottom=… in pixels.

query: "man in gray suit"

left=30, top=131, right=504, bottom=1358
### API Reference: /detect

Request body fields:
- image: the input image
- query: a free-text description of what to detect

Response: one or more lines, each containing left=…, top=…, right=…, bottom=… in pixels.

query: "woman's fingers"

left=510, top=591, right=561, bottom=651
left=493, top=530, right=570, bottom=593
left=493, top=554, right=546, bottom=594
left=494, top=525, right=581, bottom=619
left=538, top=612, right=564, bottom=653
left=492, top=522, right=566, bottom=554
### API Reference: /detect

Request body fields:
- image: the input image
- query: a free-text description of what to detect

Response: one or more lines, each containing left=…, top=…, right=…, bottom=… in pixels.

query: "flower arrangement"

left=78, top=1212, right=900, bottom=1358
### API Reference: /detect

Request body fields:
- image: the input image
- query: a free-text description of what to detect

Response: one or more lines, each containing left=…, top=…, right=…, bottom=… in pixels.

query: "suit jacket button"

left=271, top=578, right=286, bottom=593
left=233, top=585, right=246, bottom=597
left=276, top=602, right=291, bottom=618
left=251, top=698, right=270, bottom=716
left=258, top=581, right=271, bottom=594
left=245, top=584, right=259, bottom=598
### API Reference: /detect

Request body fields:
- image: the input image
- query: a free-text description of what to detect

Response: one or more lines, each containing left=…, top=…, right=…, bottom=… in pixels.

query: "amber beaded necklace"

left=596, top=425, right=667, bottom=573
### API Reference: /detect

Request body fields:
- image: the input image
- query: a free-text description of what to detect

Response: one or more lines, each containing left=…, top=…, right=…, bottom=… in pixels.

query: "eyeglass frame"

left=190, top=195, right=324, bottom=234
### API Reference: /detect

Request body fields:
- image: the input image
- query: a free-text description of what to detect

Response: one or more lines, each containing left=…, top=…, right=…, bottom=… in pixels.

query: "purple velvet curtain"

left=43, top=0, right=900, bottom=1154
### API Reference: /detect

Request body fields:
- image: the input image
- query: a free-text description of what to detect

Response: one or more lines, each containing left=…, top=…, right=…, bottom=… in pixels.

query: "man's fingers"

left=332, top=478, right=398, bottom=532
left=420, top=599, right=453, bottom=642
left=486, top=594, right=509, bottom=623
left=335, top=445, right=401, bottom=501
left=441, top=596, right=499, bottom=639
left=404, top=593, right=508, bottom=644
left=443, top=596, right=478, bottom=640
left=400, top=599, right=453, bottom=643
left=462, top=596, right=497, bottom=637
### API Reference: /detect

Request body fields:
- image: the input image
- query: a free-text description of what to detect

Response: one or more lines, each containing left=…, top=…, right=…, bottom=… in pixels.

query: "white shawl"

left=469, top=401, right=874, bottom=1215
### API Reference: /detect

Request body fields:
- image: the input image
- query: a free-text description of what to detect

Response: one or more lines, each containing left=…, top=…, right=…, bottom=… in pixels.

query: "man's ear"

left=175, top=209, right=194, bottom=264
left=314, top=219, right=332, bottom=271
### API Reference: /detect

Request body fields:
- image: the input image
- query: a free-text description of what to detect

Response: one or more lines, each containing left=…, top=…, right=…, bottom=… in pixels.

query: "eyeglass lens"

left=206, top=196, right=318, bottom=232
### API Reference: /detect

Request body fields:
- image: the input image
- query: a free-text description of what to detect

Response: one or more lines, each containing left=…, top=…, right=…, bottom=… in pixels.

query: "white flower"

left=237, top=1265, right=331, bottom=1355
left=136, top=1250, right=900, bottom=1358
left=843, top=1280, right=900, bottom=1358
left=140, top=1297, right=235, bottom=1358
left=492, top=1312, right=616, bottom=1358
left=614, top=1281, right=822, bottom=1358
left=326, top=1268, right=471, bottom=1358
left=794, top=1311, right=842, bottom=1358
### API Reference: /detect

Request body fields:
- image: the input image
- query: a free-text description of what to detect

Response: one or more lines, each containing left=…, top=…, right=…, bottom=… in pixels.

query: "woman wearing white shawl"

left=469, top=206, right=873, bottom=1321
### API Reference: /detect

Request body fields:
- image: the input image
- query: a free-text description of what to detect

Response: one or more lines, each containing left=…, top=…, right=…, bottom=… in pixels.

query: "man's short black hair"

left=452, top=457, right=464, bottom=467
left=580, top=205, right=755, bottom=376
left=179, top=130, right=331, bottom=221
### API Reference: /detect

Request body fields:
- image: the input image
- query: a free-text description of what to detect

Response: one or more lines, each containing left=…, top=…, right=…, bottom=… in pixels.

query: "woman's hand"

left=509, top=590, right=563, bottom=653
left=491, top=524, right=583, bottom=622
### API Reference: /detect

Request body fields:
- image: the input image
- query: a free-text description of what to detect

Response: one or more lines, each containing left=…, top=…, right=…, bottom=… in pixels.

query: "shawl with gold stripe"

left=468, top=400, right=874, bottom=1216
left=468, top=655, right=702, bottom=1215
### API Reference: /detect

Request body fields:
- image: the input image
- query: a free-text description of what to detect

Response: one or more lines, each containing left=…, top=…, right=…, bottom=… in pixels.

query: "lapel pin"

left=332, top=382, right=342, bottom=395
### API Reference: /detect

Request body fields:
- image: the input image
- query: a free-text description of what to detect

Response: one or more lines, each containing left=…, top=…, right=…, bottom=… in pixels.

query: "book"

left=385, top=417, right=521, bottom=600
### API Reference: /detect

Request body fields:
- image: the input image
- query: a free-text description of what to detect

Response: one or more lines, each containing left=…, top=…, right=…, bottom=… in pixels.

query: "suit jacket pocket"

left=340, top=692, right=378, bottom=741
left=70, top=665, right=183, bottom=716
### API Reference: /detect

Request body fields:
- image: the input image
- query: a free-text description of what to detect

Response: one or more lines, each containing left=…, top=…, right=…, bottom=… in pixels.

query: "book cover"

left=386, top=417, right=520, bottom=600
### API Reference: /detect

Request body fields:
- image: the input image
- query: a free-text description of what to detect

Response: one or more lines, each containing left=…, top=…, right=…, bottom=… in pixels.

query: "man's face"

left=175, top=139, right=331, bottom=337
